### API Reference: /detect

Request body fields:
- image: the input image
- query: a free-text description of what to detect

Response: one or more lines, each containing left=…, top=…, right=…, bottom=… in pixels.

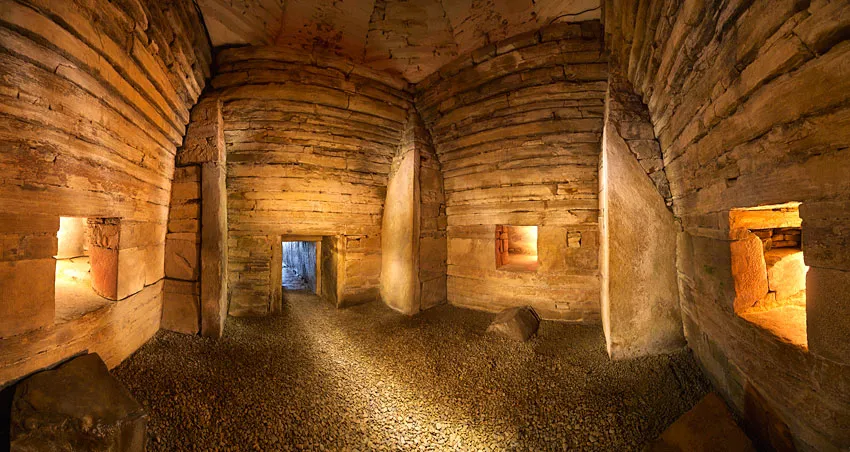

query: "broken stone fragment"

left=10, top=353, right=147, bottom=452
left=486, top=306, right=539, bottom=341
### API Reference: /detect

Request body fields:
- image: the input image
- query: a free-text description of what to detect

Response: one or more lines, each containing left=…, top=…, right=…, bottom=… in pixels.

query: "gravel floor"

left=112, top=291, right=711, bottom=451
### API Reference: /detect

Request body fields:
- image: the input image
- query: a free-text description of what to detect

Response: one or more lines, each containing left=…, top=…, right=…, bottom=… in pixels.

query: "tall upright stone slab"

left=201, top=161, right=228, bottom=336
left=599, top=70, right=684, bottom=360
left=164, top=96, right=228, bottom=337
left=381, top=113, right=421, bottom=315
left=380, top=111, right=447, bottom=315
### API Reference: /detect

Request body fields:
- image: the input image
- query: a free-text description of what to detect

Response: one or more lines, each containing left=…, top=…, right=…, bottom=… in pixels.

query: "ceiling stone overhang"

left=196, top=0, right=601, bottom=83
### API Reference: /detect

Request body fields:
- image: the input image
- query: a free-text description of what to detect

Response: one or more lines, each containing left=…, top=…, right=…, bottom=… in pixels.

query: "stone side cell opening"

left=495, top=225, right=539, bottom=272
left=729, top=203, right=808, bottom=348
left=55, top=217, right=120, bottom=323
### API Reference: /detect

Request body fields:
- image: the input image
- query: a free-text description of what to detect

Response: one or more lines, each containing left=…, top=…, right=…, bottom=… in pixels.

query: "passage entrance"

left=282, top=240, right=320, bottom=293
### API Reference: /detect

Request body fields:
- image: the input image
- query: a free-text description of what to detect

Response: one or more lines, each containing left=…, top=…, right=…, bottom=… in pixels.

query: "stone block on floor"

left=9, top=353, right=147, bottom=452
left=486, top=306, right=539, bottom=341
left=647, top=392, right=755, bottom=452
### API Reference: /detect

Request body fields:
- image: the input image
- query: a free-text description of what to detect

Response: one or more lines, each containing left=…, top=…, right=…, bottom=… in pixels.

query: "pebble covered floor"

left=112, top=292, right=711, bottom=451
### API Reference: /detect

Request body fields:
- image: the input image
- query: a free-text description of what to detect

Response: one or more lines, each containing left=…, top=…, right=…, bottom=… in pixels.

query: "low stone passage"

left=282, top=267, right=311, bottom=292
left=282, top=241, right=317, bottom=292
left=112, top=293, right=710, bottom=451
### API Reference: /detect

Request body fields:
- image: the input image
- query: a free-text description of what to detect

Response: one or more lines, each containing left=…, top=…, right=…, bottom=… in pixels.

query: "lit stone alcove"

left=730, top=204, right=808, bottom=348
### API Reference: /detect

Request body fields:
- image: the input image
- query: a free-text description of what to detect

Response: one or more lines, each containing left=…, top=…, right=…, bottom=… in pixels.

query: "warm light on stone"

left=730, top=205, right=809, bottom=348
left=0, top=0, right=848, bottom=450
left=495, top=225, right=540, bottom=271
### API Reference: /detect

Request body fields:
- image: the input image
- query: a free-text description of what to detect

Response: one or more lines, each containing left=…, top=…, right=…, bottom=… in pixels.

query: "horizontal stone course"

left=207, top=50, right=413, bottom=315
left=0, top=0, right=209, bottom=384
left=605, top=0, right=850, bottom=448
left=416, top=25, right=605, bottom=321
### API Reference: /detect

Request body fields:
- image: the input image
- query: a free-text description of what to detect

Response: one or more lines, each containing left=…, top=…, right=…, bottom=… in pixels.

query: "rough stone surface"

left=196, top=0, right=285, bottom=47
left=162, top=98, right=228, bottom=338
left=89, top=246, right=120, bottom=301
left=604, top=0, right=850, bottom=447
left=381, top=110, right=448, bottom=315
left=117, top=247, right=147, bottom=300
left=163, top=164, right=202, bottom=335
left=1, top=2, right=847, bottom=451
left=54, top=257, right=111, bottom=323
left=600, top=70, right=684, bottom=360
left=730, top=233, right=770, bottom=313
left=113, top=291, right=710, bottom=450
left=800, top=199, right=850, bottom=270
left=648, top=393, right=755, bottom=452
left=10, top=353, right=147, bottom=452
left=163, top=238, right=199, bottom=282
left=765, top=249, right=806, bottom=302
left=0, top=215, right=58, bottom=338
left=806, top=267, right=850, bottom=366
left=161, top=279, right=200, bottom=335
left=319, top=236, right=344, bottom=306
left=200, top=162, right=228, bottom=338
left=214, top=48, right=411, bottom=314
left=486, top=306, right=540, bottom=342
left=0, top=282, right=164, bottom=387
left=56, top=217, right=87, bottom=259
left=0, top=0, right=210, bottom=384
left=380, top=115, right=419, bottom=315
left=416, top=117, right=448, bottom=311
left=88, top=221, right=152, bottom=302
left=416, top=21, right=606, bottom=321
left=197, top=0, right=601, bottom=83
left=365, top=0, right=459, bottom=82
left=0, top=259, right=56, bottom=338
left=604, top=72, right=672, bottom=206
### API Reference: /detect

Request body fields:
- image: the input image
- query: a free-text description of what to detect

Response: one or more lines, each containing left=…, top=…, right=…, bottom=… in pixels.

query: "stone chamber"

left=0, top=0, right=848, bottom=450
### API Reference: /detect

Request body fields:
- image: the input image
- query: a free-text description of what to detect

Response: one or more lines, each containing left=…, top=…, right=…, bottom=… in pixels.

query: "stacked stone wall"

left=416, top=21, right=607, bottom=321
left=0, top=0, right=211, bottom=385
left=603, top=1, right=850, bottom=448
left=210, top=47, right=412, bottom=313
left=415, top=115, right=448, bottom=310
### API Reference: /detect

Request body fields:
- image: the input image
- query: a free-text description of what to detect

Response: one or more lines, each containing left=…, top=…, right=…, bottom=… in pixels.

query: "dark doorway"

left=282, top=241, right=318, bottom=293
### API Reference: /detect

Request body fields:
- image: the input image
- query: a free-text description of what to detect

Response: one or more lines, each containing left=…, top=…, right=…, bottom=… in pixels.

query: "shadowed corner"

left=0, top=384, right=12, bottom=452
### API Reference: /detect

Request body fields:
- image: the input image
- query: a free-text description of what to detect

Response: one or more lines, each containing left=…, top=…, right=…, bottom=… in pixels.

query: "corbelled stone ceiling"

left=197, top=0, right=601, bottom=82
